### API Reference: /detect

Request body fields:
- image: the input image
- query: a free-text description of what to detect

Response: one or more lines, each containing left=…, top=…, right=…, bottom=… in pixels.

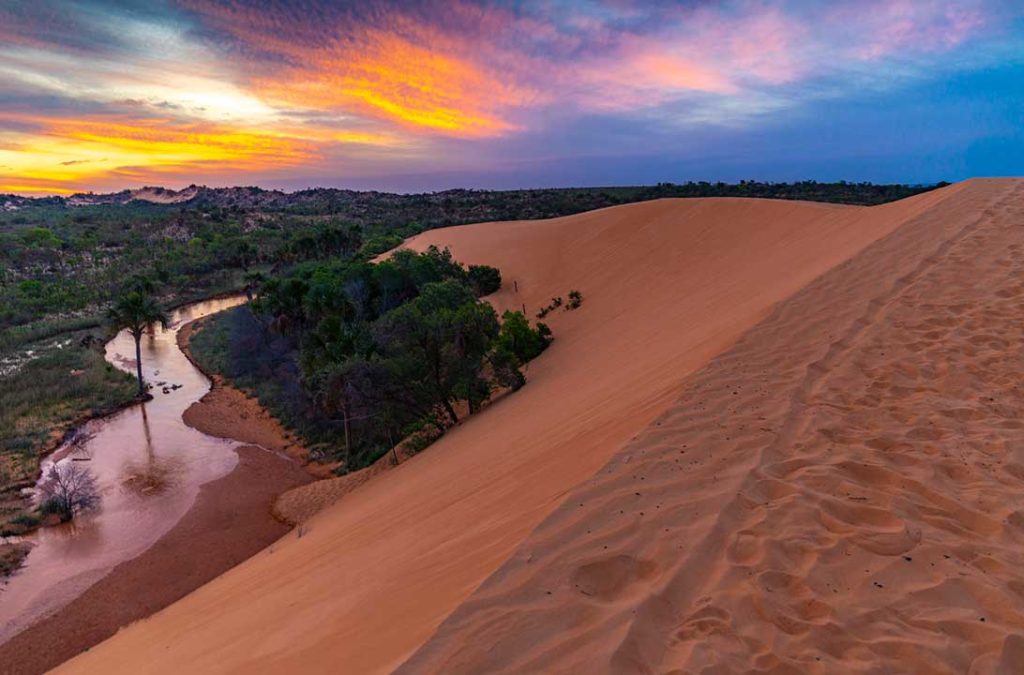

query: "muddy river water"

left=0, top=296, right=246, bottom=642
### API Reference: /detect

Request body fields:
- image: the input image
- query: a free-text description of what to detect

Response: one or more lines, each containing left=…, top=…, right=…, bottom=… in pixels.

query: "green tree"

left=373, top=281, right=498, bottom=425
left=467, top=264, right=501, bottom=296
left=108, top=291, right=169, bottom=396
left=496, top=310, right=551, bottom=363
left=19, top=227, right=60, bottom=249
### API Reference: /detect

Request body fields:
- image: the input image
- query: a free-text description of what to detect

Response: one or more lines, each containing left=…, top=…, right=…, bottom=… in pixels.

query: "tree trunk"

left=342, top=403, right=352, bottom=462
left=134, top=334, right=145, bottom=396
left=442, top=398, right=459, bottom=426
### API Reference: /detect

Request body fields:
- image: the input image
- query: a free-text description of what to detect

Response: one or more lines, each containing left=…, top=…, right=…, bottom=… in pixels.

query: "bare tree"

left=40, top=462, right=100, bottom=520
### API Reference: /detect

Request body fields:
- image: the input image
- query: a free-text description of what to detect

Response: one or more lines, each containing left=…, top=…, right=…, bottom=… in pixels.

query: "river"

left=0, top=296, right=246, bottom=642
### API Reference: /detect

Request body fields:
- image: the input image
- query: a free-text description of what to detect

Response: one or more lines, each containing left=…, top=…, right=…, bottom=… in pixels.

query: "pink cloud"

left=172, top=0, right=1003, bottom=129
left=827, top=0, right=989, bottom=60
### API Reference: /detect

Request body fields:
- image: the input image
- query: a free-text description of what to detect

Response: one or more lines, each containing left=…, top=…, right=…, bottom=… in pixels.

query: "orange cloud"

left=0, top=114, right=317, bottom=194
left=253, top=27, right=535, bottom=138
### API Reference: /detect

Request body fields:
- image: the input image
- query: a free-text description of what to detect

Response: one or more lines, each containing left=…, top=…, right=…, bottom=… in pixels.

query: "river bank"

left=177, top=318, right=398, bottom=524
left=0, top=298, right=316, bottom=674
left=0, top=444, right=311, bottom=674
left=0, top=288, right=251, bottom=545
left=176, top=320, right=331, bottom=477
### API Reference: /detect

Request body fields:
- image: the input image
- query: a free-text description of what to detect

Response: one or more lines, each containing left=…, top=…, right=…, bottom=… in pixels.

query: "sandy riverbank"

left=175, top=320, right=324, bottom=470
left=0, top=444, right=311, bottom=674
left=0, top=314, right=315, bottom=675
left=179, top=316, right=433, bottom=526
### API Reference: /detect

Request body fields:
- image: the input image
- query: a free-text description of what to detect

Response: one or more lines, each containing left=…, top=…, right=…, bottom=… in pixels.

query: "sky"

left=0, top=0, right=1022, bottom=195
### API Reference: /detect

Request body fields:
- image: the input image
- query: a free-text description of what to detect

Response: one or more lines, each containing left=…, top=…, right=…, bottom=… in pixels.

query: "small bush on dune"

left=496, top=311, right=552, bottom=364
left=537, top=290, right=583, bottom=317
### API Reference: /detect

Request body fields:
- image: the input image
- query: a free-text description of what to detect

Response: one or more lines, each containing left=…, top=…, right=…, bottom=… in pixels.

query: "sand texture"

left=402, top=178, right=1024, bottom=672
left=58, top=181, right=1019, bottom=674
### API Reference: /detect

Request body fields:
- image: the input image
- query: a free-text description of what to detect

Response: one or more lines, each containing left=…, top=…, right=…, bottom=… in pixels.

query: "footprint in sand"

left=570, top=555, right=658, bottom=602
left=727, top=531, right=764, bottom=566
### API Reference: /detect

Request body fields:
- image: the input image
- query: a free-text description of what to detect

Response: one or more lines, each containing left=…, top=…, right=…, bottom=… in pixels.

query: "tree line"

left=249, top=246, right=550, bottom=467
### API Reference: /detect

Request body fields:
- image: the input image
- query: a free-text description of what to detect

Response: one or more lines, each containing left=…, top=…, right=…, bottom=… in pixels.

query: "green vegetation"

left=191, top=247, right=550, bottom=470
left=107, top=290, right=170, bottom=396
left=537, top=289, right=585, bottom=318
left=0, top=180, right=939, bottom=349
left=0, top=336, right=136, bottom=536
left=0, top=543, right=30, bottom=578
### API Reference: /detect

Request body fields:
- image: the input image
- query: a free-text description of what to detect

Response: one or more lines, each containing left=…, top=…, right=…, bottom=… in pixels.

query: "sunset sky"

left=1, top=0, right=1022, bottom=195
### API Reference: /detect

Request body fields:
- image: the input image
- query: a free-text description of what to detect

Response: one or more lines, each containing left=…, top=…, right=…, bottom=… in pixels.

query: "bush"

left=38, top=462, right=100, bottom=521
left=10, top=512, right=40, bottom=528
left=0, top=512, right=41, bottom=537
left=403, top=426, right=444, bottom=454
left=496, top=310, right=551, bottom=363
left=537, top=295, right=565, bottom=318
left=467, top=264, right=501, bottom=296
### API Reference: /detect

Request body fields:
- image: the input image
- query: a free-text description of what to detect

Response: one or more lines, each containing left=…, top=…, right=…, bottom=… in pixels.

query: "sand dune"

left=58, top=182, right=986, bottom=674
left=403, top=178, right=1024, bottom=673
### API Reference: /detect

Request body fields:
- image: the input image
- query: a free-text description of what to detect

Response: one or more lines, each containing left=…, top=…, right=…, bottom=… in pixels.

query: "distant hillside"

left=2, top=180, right=945, bottom=227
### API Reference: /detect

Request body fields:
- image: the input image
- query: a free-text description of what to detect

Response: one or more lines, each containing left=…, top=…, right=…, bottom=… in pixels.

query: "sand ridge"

left=401, top=178, right=1024, bottom=673
left=57, top=185, right=976, bottom=674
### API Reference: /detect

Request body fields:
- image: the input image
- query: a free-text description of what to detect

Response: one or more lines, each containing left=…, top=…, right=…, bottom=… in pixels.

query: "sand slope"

left=403, top=178, right=1024, bottom=673
left=58, top=185, right=971, bottom=674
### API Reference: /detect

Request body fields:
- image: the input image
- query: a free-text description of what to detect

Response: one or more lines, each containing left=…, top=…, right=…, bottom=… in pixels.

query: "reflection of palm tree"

left=125, top=402, right=169, bottom=495
left=140, top=404, right=154, bottom=465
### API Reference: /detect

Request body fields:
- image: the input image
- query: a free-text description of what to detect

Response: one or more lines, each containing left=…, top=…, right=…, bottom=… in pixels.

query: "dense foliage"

left=193, top=247, right=549, bottom=469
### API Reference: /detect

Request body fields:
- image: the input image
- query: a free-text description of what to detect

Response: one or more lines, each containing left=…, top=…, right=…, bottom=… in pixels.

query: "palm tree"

left=108, top=291, right=169, bottom=396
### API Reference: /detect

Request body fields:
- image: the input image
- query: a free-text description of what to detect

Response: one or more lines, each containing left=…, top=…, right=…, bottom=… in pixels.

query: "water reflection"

left=0, top=296, right=246, bottom=643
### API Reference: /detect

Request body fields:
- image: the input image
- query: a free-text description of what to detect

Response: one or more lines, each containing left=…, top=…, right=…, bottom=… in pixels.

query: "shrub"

left=467, top=264, right=501, bottom=296
left=496, top=310, right=551, bottom=363
left=38, top=462, right=100, bottom=521
left=10, top=512, right=40, bottom=528
left=404, top=425, right=444, bottom=454
left=537, top=294, right=572, bottom=318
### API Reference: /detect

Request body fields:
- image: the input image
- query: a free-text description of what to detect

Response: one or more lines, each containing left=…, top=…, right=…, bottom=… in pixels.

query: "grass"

left=0, top=543, right=30, bottom=578
left=0, top=314, right=105, bottom=354
left=0, top=335, right=137, bottom=532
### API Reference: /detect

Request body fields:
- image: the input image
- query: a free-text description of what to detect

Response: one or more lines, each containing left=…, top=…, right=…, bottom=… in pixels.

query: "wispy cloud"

left=0, top=0, right=1019, bottom=193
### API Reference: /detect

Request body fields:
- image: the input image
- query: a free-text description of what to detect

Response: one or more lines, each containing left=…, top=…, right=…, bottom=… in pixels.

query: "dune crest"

left=403, top=179, right=1024, bottom=673
left=59, top=183, right=984, bottom=673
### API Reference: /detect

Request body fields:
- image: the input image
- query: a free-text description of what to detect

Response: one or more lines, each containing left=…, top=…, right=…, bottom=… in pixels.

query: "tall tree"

left=373, top=281, right=499, bottom=426
left=108, top=291, right=169, bottom=396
